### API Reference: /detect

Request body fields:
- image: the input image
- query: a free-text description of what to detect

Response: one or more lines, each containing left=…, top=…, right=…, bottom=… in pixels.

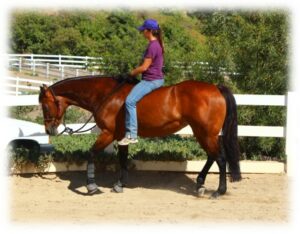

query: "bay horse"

left=39, top=75, right=241, bottom=198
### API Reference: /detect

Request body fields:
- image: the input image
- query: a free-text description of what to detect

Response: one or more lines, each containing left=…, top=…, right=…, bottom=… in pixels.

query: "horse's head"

left=39, top=84, right=66, bottom=136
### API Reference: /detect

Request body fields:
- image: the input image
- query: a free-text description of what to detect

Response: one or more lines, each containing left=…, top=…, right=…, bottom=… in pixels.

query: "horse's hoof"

left=196, top=186, right=206, bottom=197
left=210, top=191, right=221, bottom=199
left=87, top=188, right=102, bottom=195
left=86, top=183, right=101, bottom=195
left=112, top=182, right=124, bottom=193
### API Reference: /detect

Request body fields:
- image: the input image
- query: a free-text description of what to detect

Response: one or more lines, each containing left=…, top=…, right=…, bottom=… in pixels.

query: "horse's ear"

left=40, top=84, right=48, bottom=93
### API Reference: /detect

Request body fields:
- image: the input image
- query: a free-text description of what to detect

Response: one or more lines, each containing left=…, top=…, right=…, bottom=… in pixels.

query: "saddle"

left=115, top=74, right=140, bottom=85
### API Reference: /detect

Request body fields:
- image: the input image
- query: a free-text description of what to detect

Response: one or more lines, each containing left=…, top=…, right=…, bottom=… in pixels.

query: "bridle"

left=46, top=86, right=96, bottom=136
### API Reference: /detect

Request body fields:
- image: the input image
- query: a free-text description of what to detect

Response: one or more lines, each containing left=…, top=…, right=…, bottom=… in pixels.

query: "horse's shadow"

left=48, top=170, right=205, bottom=197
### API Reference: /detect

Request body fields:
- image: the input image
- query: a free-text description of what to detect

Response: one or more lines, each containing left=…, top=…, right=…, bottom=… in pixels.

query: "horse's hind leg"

left=112, top=145, right=129, bottom=193
left=211, top=140, right=227, bottom=198
left=196, top=156, right=214, bottom=196
left=193, top=131, right=227, bottom=198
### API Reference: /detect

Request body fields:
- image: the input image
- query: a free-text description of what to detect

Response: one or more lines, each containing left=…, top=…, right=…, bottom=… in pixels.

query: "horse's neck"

left=52, top=78, right=117, bottom=112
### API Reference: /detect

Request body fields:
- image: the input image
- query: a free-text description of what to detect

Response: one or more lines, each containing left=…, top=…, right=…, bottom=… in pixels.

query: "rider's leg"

left=118, top=79, right=164, bottom=145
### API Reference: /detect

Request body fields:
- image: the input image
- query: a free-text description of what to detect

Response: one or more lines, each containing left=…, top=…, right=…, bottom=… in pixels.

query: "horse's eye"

left=43, top=104, right=49, bottom=114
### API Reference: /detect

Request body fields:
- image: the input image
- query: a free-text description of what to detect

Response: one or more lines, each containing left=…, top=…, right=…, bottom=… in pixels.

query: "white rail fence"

left=7, top=54, right=102, bottom=80
left=7, top=54, right=238, bottom=80
left=5, top=86, right=294, bottom=174
left=8, top=54, right=101, bottom=69
left=5, top=76, right=52, bottom=95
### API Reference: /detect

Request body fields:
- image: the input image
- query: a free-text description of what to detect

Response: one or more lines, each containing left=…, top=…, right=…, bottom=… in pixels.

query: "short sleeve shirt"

left=142, top=40, right=164, bottom=81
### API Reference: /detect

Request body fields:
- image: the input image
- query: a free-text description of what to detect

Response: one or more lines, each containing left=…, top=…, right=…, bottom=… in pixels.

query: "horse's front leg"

left=112, top=145, right=129, bottom=193
left=86, top=130, right=113, bottom=195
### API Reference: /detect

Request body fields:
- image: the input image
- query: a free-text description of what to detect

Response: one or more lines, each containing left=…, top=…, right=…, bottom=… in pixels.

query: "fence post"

left=76, top=69, right=79, bottom=77
left=285, top=91, right=296, bottom=177
left=32, top=60, right=36, bottom=76
left=59, top=54, right=62, bottom=68
left=16, top=76, right=19, bottom=96
left=30, top=54, right=34, bottom=71
left=19, top=57, right=22, bottom=72
left=46, top=63, right=49, bottom=78
left=85, top=56, right=88, bottom=71
left=61, top=66, right=64, bottom=80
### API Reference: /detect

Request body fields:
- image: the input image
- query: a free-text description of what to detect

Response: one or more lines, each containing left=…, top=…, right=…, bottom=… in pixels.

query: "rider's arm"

left=130, top=58, right=152, bottom=76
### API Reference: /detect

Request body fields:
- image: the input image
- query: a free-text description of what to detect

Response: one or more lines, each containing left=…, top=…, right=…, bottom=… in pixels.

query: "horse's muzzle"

left=46, top=126, right=58, bottom=136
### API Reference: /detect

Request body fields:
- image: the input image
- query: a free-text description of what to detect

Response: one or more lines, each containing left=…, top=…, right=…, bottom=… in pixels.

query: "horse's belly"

left=138, top=120, right=187, bottom=137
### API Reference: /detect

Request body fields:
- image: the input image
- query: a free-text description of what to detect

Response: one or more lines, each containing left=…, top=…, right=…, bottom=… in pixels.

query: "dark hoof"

left=210, top=191, right=220, bottom=199
left=210, top=190, right=226, bottom=199
left=112, top=181, right=124, bottom=193
left=87, top=188, right=102, bottom=196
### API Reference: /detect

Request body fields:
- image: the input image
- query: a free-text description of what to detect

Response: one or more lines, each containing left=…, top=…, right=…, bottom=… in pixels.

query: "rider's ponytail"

left=152, top=28, right=164, bottom=54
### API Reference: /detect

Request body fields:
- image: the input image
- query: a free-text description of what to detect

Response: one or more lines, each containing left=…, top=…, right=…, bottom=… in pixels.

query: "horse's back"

left=136, top=80, right=225, bottom=137
left=139, top=80, right=223, bottom=114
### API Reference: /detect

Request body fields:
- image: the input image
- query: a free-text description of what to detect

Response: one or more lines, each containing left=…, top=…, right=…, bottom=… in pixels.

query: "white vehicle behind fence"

left=5, top=117, right=54, bottom=153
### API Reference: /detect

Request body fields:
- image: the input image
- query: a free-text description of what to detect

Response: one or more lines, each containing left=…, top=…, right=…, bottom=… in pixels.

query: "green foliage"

left=9, top=10, right=207, bottom=81
left=8, top=143, right=53, bottom=171
left=9, top=105, right=90, bottom=124
left=9, top=106, right=35, bottom=119
left=63, top=106, right=86, bottom=124
left=10, top=135, right=208, bottom=168
left=9, top=147, right=31, bottom=171
left=190, top=11, right=289, bottom=93
left=50, top=134, right=206, bottom=162
left=129, top=135, right=207, bottom=161
left=50, top=134, right=98, bottom=165
left=240, top=137, right=286, bottom=161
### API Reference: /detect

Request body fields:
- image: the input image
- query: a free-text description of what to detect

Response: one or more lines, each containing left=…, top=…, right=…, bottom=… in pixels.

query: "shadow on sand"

left=28, top=170, right=216, bottom=197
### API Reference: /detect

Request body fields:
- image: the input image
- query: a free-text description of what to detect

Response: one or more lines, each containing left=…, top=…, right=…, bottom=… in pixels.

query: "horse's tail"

left=217, top=85, right=242, bottom=182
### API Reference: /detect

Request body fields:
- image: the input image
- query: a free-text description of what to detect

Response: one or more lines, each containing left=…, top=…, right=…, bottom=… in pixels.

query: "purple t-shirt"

left=142, top=40, right=164, bottom=81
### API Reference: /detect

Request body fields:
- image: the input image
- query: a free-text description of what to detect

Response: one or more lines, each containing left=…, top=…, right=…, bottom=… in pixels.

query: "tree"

left=190, top=10, right=289, bottom=94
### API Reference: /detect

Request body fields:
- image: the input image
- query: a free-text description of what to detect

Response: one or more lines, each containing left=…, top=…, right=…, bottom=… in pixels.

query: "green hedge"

left=50, top=134, right=207, bottom=162
left=8, top=133, right=285, bottom=170
left=9, top=134, right=207, bottom=170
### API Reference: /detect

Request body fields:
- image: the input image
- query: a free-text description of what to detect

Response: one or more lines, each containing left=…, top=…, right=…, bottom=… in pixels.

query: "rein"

left=58, top=114, right=96, bottom=136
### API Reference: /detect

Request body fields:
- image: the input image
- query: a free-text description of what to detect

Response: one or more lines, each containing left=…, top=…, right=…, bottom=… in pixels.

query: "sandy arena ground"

left=9, top=171, right=289, bottom=224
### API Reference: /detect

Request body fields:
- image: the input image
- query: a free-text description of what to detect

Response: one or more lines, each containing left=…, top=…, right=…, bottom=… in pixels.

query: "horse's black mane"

left=51, top=74, right=139, bottom=88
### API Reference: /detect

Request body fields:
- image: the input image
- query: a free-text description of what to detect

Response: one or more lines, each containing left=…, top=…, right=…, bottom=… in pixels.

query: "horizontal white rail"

left=5, top=77, right=53, bottom=95
left=5, top=95, right=39, bottom=106
left=176, top=125, right=285, bottom=137
left=4, top=93, right=288, bottom=139
left=56, top=123, right=285, bottom=138
left=6, top=84, right=39, bottom=91
left=234, top=94, right=286, bottom=106
left=6, top=77, right=52, bottom=85
left=8, top=54, right=99, bottom=60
